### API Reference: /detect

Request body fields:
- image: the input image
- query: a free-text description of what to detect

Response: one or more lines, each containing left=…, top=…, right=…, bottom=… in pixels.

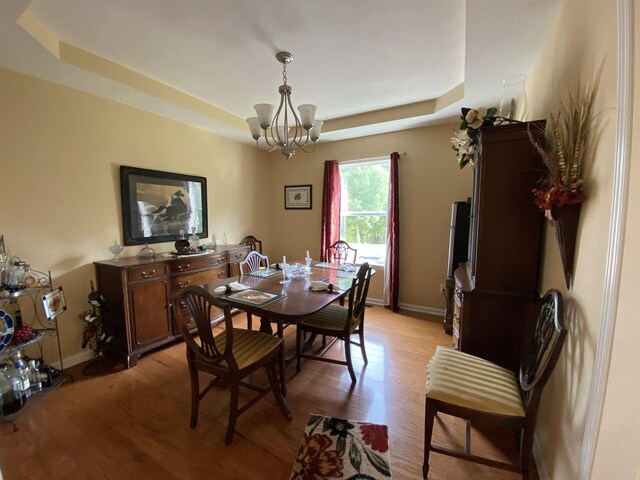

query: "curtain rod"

left=337, top=152, right=407, bottom=165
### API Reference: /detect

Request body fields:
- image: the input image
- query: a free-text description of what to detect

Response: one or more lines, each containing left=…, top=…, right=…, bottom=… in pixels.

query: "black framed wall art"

left=284, top=184, right=312, bottom=210
left=120, top=166, right=208, bottom=246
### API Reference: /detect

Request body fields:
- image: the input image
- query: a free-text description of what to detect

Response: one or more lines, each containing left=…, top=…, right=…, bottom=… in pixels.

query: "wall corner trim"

left=579, top=0, right=634, bottom=477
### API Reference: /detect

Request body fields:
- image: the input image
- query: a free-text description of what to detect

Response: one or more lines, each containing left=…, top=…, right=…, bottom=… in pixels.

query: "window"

left=339, top=157, right=390, bottom=266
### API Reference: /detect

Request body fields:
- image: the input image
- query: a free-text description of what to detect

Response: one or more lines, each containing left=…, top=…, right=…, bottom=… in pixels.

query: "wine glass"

left=108, top=241, right=124, bottom=261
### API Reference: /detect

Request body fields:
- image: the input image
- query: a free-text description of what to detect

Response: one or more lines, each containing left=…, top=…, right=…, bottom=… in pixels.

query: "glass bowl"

left=284, top=263, right=311, bottom=280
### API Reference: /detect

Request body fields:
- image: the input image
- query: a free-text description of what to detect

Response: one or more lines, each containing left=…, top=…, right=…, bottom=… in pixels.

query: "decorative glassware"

left=279, top=256, right=290, bottom=284
left=287, top=263, right=311, bottom=280
left=108, top=241, right=124, bottom=261
left=188, top=227, right=200, bottom=249
left=0, top=365, right=27, bottom=415
left=499, top=74, right=527, bottom=122
left=138, top=243, right=156, bottom=258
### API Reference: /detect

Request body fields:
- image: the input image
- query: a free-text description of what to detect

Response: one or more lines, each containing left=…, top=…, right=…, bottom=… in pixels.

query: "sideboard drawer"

left=127, top=264, right=168, bottom=282
left=227, top=248, right=250, bottom=263
left=170, top=254, right=227, bottom=274
left=171, top=267, right=227, bottom=291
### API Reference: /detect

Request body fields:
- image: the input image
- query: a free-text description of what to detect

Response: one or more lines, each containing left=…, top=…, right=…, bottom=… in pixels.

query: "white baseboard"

left=367, top=297, right=445, bottom=317
left=53, top=349, right=95, bottom=370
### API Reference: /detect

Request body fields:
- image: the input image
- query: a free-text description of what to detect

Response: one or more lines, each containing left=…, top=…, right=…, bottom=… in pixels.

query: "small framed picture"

left=284, top=185, right=312, bottom=210
left=42, top=287, right=67, bottom=323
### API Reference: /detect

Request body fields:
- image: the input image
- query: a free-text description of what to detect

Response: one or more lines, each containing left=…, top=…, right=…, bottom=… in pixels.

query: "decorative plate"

left=0, top=309, right=15, bottom=353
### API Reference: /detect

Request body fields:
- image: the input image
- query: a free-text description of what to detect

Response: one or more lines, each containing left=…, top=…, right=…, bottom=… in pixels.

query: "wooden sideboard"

left=94, top=245, right=249, bottom=368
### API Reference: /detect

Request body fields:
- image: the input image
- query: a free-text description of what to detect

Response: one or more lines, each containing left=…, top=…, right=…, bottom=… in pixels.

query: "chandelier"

left=246, top=52, right=323, bottom=159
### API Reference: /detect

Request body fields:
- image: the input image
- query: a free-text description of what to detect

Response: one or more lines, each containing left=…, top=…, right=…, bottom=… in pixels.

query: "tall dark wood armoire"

left=452, top=121, right=545, bottom=372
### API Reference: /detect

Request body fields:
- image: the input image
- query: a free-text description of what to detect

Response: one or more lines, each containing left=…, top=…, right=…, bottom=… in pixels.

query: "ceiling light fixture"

left=246, top=52, right=322, bottom=159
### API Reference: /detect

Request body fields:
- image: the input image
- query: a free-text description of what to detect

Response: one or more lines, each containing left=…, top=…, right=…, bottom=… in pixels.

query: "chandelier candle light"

left=246, top=52, right=323, bottom=159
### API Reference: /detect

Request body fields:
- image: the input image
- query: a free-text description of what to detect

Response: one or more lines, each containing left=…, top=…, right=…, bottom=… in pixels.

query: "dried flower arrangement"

left=529, top=68, right=602, bottom=212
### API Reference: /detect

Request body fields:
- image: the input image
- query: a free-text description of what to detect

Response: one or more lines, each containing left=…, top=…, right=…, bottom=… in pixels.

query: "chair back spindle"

left=326, top=240, right=357, bottom=265
left=239, top=251, right=270, bottom=275
left=347, top=263, right=372, bottom=327
left=240, top=235, right=263, bottom=254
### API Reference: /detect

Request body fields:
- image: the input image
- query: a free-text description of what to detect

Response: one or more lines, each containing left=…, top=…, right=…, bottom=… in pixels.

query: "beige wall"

left=1, top=66, right=470, bottom=368
left=524, top=0, right=637, bottom=478
left=0, top=67, right=269, bottom=366
left=262, top=125, right=472, bottom=308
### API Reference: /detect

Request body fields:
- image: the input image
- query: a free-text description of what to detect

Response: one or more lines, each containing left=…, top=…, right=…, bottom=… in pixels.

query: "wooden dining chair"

left=295, top=262, right=372, bottom=384
left=422, top=289, right=566, bottom=479
left=171, top=286, right=292, bottom=445
left=239, top=235, right=263, bottom=254
left=326, top=240, right=357, bottom=265
left=238, top=250, right=270, bottom=330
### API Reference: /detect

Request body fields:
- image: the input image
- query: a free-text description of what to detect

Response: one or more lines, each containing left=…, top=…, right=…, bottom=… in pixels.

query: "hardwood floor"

left=0, top=306, right=529, bottom=480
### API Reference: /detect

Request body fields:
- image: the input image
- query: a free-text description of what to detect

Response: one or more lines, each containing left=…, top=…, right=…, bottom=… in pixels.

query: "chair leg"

left=188, top=362, right=199, bottom=428
left=296, top=326, right=302, bottom=373
left=226, top=380, right=240, bottom=445
left=358, top=323, right=368, bottom=365
left=344, top=335, right=357, bottom=384
left=266, top=363, right=292, bottom=420
left=277, top=322, right=287, bottom=396
left=246, top=312, right=253, bottom=331
left=520, top=425, right=535, bottom=480
left=423, top=398, right=437, bottom=478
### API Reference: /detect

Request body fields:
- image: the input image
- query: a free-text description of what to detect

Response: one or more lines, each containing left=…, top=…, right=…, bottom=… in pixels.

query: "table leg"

left=259, top=316, right=273, bottom=335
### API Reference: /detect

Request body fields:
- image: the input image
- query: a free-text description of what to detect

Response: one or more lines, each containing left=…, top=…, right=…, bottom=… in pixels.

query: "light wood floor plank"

left=0, top=306, right=531, bottom=479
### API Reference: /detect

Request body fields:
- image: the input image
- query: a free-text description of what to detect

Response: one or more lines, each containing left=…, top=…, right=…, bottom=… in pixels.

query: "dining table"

left=200, top=262, right=363, bottom=394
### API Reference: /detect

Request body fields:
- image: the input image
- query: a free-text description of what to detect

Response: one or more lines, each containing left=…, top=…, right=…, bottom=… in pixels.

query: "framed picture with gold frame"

left=284, top=184, right=312, bottom=210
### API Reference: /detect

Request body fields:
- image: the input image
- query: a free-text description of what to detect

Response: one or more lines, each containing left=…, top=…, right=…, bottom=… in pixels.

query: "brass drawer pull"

left=176, top=280, right=191, bottom=289
left=177, top=264, right=190, bottom=272
left=217, top=270, right=225, bottom=278
left=140, top=269, right=156, bottom=279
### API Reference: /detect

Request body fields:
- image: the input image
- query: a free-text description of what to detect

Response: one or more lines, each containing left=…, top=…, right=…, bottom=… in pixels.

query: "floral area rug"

left=290, top=413, right=392, bottom=480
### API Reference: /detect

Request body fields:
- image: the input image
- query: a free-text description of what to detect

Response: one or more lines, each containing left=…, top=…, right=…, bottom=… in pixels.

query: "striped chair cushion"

left=300, top=304, right=349, bottom=333
left=195, top=329, right=282, bottom=371
left=426, top=346, right=525, bottom=417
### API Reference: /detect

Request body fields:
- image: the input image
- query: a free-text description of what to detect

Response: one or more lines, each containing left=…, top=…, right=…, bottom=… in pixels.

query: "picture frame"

left=120, top=166, right=208, bottom=246
left=284, top=184, right=312, bottom=210
left=42, top=287, right=67, bottom=323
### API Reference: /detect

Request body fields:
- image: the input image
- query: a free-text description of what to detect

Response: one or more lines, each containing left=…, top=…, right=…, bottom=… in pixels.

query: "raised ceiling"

left=0, top=0, right=561, bottom=144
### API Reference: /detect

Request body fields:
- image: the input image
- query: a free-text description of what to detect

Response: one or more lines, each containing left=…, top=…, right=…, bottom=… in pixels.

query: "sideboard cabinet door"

left=129, top=279, right=171, bottom=349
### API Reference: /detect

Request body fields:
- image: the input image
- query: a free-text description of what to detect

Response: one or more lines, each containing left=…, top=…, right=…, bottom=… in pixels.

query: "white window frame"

left=339, top=156, right=390, bottom=267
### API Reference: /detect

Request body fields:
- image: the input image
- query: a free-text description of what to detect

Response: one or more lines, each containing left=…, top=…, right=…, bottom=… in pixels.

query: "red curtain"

left=321, top=160, right=341, bottom=261
left=384, top=152, right=400, bottom=311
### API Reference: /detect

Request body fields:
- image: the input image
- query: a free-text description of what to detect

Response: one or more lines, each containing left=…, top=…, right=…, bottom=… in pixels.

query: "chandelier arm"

left=293, top=129, right=311, bottom=148
left=262, top=129, right=276, bottom=148
left=284, top=91, right=302, bottom=149
left=254, top=138, right=279, bottom=153
left=298, top=141, right=318, bottom=154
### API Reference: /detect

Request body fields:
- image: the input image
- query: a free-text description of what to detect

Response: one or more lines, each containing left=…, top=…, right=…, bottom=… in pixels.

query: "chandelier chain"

left=282, top=62, right=288, bottom=85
